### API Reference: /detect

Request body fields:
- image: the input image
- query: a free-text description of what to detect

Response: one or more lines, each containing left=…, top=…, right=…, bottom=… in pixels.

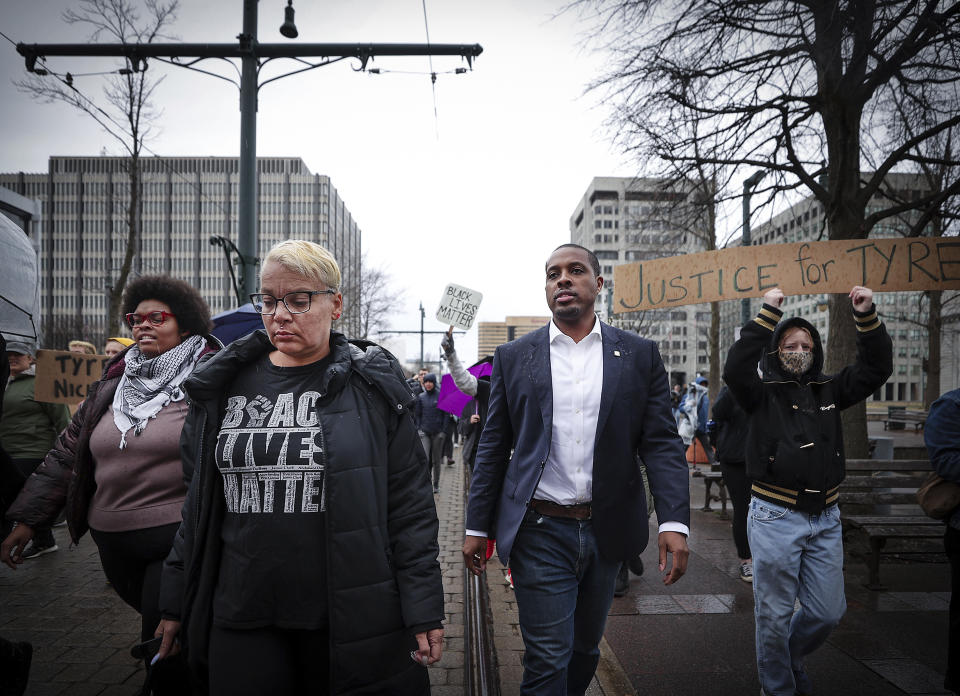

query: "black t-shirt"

left=212, top=352, right=333, bottom=629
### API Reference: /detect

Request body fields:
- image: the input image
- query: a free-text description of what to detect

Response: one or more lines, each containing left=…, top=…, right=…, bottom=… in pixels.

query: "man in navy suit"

left=462, top=244, right=690, bottom=695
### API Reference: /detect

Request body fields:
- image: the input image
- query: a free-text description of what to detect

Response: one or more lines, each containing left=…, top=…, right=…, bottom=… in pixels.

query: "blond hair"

left=262, top=240, right=341, bottom=291
left=68, top=340, right=97, bottom=354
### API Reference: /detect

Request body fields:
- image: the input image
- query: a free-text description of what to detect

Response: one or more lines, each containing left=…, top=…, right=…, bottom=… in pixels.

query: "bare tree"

left=574, top=0, right=960, bottom=456
left=16, top=0, right=179, bottom=337
left=341, top=253, right=406, bottom=341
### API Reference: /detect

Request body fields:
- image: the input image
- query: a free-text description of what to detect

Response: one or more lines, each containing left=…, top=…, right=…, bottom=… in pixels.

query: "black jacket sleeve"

left=722, top=303, right=783, bottom=414
left=158, top=401, right=205, bottom=620
left=833, top=304, right=893, bottom=411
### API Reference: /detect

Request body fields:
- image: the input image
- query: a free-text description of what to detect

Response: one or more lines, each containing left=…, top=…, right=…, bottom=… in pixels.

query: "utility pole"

left=17, top=1, right=483, bottom=299
left=379, top=301, right=463, bottom=371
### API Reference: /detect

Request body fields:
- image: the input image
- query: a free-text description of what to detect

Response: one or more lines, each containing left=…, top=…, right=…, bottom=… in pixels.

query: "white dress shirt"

left=536, top=317, right=604, bottom=504
left=467, top=315, right=689, bottom=538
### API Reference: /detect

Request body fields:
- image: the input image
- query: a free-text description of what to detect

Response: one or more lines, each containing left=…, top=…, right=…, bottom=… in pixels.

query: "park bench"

left=840, top=458, right=943, bottom=590
left=700, top=467, right=729, bottom=519
left=881, top=410, right=928, bottom=432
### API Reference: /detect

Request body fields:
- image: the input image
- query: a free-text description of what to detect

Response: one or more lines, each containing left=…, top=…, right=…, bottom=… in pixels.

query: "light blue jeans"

left=509, top=508, right=621, bottom=696
left=747, top=497, right=846, bottom=696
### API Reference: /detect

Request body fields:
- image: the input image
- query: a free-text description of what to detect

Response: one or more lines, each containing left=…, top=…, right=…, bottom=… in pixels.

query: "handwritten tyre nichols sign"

left=436, top=283, right=483, bottom=330
left=612, top=237, right=960, bottom=313
left=33, top=350, right=109, bottom=404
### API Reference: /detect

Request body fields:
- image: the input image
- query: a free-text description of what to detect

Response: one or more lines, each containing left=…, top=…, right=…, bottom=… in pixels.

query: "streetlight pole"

left=741, top=170, right=766, bottom=324
left=238, top=0, right=260, bottom=298
left=420, top=302, right=425, bottom=367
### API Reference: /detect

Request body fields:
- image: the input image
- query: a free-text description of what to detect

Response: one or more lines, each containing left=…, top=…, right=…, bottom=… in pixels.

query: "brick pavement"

left=0, top=525, right=146, bottom=696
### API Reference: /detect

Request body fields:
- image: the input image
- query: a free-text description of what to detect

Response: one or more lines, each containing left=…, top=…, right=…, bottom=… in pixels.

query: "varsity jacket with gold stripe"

left=721, top=301, right=892, bottom=507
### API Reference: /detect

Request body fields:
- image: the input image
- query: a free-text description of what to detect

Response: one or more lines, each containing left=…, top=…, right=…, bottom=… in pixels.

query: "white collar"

left=549, top=314, right=601, bottom=344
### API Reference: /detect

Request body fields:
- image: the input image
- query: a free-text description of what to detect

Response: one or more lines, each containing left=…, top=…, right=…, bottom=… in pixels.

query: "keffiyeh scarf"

left=112, top=334, right=207, bottom=449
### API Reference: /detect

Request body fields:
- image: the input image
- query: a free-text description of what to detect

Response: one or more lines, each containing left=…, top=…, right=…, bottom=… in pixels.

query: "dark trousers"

left=718, top=459, right=751, bottom=560
left=90, top=523, right=190, bottom=695
left=946, top=525, right=960, bottom=694
left=419, top=432, right=445, bottom=488
left=209, top=625, right=329, bottom=696
left=10, top=459, right=54, bottom=548
left=693, top=432, right=714, bottom=465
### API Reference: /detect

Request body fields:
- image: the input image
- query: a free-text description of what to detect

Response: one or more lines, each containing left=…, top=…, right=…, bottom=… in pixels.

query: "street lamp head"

left=280, top=1, right=299, bottom=39
left=744, top=170, right=766, bottom=190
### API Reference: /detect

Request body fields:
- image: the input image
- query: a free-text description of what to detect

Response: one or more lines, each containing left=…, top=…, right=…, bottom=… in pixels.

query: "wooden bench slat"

left=843, top=515, right=930, bottom=527
left=845, top=459, right=930, bottom=471
left=841, top=475, right=928, bottom=488
left=857, top=525, right=943, bottom=538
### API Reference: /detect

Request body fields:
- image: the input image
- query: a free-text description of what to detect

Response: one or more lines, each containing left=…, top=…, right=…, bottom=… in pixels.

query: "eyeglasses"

left=249, top=290, right=336, bottom=315
left=125, top=311, right=176, bottom=328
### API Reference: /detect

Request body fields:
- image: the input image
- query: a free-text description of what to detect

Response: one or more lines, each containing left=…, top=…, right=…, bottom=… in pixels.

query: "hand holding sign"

left=436, top=283, right=483, bottom=331
left=849, top=286, right=873, bottom=312
left=762, top=287, right=784, bottom=308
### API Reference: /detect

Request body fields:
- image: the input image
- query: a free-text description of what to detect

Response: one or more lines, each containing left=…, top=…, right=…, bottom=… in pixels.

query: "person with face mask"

left=722, top=285, right=892, bottom=696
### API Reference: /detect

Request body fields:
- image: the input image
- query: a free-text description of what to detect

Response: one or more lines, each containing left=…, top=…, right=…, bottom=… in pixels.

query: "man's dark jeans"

left=509, top=509, right=620, bottom=695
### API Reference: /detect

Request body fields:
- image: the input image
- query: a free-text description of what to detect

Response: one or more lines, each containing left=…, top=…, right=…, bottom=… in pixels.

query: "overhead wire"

left=421, top=0, right=439, bottom=139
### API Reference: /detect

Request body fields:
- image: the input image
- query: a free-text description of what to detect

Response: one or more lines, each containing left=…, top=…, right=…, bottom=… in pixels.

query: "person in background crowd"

left=712, top=383, right=753, bottom=582
left=155, top=239, right=443, bottom=695
left=103, top=337, right=135, bottom=358
left=924, top=388, right=960, bottom=695
left=440, top=330, right=491, bottom=473
left=0, top=339, right=71, bottom=559
left=2, top=275, right=219, bottom=694
left=0, top=337, right=34, bottom=696
left=67, top=340, right=97, bottom=355
left=415, top=372, right=447, bottom=494
left=679, top=376, right=712, bottom=467
left=723, top=285, right=892, bottom=696
left=443, top=411, right=458, bottom=466
left=463, top=244, right=689, bottom=695
left=406, top=367, right=427, bottom=397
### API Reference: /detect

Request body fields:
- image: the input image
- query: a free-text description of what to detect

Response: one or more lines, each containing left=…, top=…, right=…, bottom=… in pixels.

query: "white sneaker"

left=739, top=561, right=753, bottom=583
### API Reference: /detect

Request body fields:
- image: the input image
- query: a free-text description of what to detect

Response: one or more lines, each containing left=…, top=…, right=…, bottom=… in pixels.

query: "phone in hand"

left=130, top=636, right=162, bottom=662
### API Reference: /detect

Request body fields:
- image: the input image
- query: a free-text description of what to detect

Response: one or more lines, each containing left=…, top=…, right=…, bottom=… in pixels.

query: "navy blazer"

left=465, top=321, right=689, bottom=564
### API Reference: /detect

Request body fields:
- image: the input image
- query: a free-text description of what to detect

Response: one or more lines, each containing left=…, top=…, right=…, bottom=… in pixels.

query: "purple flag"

left=436, top=358, right=493, bottom=415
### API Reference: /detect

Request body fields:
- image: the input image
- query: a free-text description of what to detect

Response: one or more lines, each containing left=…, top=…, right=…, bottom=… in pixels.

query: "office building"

left=0, top=155, right=361, bottom=346
left=569, top=176, right=712, bottom=386
left=477, top=316, right=551, bottom=357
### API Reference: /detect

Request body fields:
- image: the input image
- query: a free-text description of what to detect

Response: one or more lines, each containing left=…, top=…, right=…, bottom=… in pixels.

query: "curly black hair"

left=120, top=275, right=212, bottom=337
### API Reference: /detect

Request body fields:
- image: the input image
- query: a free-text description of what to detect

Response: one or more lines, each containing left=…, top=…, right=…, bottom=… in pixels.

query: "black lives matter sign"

left=435, top=283, right=483, bottom=331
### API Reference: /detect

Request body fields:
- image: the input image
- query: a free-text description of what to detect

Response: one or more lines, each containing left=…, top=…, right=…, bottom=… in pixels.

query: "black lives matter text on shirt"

left=212, top=352, right=334, bottom=630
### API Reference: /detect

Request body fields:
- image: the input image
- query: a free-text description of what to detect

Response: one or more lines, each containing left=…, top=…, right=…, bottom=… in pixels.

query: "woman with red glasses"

left=1, top=275, right=220, bottom=694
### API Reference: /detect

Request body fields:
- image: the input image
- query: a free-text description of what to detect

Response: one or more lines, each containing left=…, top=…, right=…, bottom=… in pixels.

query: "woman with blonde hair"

left=157, top=239, right=444, bottom=695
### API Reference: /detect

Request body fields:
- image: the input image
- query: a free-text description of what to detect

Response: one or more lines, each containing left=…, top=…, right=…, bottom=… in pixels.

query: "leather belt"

left=529, top=498, right=592, bottom=521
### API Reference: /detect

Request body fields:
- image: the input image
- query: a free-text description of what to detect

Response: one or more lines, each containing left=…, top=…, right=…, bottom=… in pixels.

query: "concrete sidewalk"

left=603, top=465, right=952, bottom=696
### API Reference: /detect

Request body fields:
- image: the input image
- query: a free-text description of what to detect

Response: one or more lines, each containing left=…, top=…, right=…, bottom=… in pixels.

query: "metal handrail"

left=463, top=465, right=498, bottom=696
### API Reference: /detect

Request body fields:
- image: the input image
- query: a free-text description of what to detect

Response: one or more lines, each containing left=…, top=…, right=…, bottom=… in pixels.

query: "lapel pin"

left=613, top=350, right=621, bottom=357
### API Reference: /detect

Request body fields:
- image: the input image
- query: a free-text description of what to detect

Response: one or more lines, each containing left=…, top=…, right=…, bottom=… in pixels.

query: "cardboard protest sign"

left=33, top=350, right=109, bottom=404
left=613, top=237, right=960, bottom=313
left=436, top=283, right=483, bottom=330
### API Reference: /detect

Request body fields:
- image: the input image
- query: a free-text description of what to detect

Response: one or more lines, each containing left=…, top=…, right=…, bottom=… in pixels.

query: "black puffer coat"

left=5, top=336, right=221, bottom=544
left=159, top=331, right=443, bottom=695
left=712, top=386, right=748, bottom=465
left=723, top=303, right=892, bottom=495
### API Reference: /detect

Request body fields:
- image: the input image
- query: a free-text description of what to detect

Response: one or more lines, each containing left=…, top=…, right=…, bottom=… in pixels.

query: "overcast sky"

left=0, top=0, right=638, bottom=365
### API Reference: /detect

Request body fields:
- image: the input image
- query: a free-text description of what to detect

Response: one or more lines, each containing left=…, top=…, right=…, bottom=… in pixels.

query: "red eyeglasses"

left=125, top=311, right=176, bottom=328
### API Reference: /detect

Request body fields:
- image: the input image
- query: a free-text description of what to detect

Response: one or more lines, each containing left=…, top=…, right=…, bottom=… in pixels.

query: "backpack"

left=916, top=472, right=960, bottom=520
